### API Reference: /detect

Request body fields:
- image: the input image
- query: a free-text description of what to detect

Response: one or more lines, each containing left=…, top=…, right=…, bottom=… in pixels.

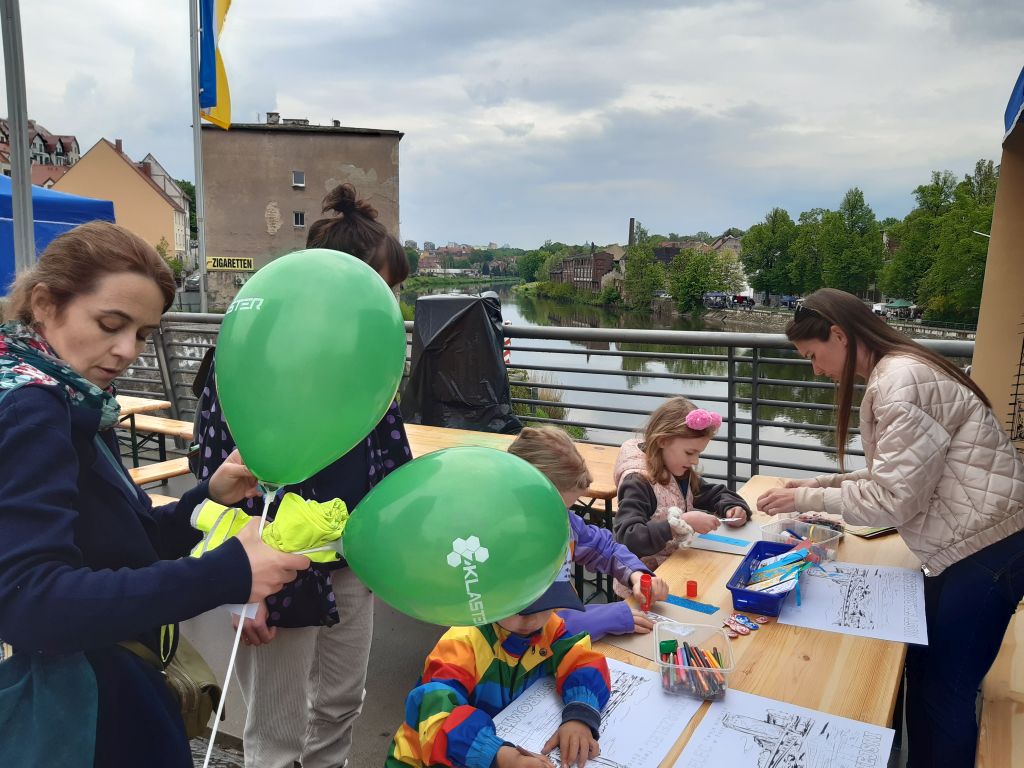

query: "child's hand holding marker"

left=630, top=571, right=669, bottom=607
left=722, top=505, right=748, bottom=527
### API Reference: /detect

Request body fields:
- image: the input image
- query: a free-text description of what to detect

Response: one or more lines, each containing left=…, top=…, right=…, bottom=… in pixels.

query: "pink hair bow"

left=685, top=408, right=722, bottom=431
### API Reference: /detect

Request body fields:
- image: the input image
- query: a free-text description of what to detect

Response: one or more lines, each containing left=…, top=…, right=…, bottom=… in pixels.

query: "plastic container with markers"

left=654, top=621, right=734, bottom=701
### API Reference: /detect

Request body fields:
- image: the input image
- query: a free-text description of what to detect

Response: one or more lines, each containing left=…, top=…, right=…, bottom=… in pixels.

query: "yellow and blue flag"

left=198, top=0, right=232, bottom=129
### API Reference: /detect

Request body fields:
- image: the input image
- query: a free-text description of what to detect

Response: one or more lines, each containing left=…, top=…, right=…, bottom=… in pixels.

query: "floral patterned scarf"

left=0, top=321, right=121, bottom=427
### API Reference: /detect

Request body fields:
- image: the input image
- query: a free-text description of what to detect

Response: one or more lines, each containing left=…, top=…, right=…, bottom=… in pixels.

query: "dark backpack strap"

left=191, top=346, right=215, bottom=399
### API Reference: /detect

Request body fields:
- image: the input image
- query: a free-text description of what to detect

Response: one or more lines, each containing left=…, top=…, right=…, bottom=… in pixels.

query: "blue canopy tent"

left=0, top=176, right=115, bottom=293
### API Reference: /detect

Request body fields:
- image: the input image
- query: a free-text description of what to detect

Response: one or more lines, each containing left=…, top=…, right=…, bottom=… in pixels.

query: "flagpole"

left=1, top=0, right=35, bottom=274
left=188, top=0, right=209, bottom=313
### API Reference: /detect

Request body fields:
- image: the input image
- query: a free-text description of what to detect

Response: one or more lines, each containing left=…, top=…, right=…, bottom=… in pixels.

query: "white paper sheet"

left=689, top=520, right=763, bottom=555
left=493, top=658, right=702, bottom=768
left=675, top=689, right=893, bottom=768
left=602, top=601, right=721, bottom=662
left=777, top=562, right=928, bottom=645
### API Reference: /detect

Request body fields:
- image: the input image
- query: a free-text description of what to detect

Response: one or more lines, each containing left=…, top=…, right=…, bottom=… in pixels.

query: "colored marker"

left=639, top=573, right=653, bottom=612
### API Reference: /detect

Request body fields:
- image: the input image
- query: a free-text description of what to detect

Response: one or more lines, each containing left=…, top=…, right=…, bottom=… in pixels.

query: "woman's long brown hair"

left=786, top=288, right=988, bottom=469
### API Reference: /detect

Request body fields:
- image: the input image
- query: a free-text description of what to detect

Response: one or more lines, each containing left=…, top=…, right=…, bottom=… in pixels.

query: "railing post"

left=750, top=347, right=761, bottom=477
left=726, top=345, right=737, bottom=486
left=152, top=321, right=181, bottom=421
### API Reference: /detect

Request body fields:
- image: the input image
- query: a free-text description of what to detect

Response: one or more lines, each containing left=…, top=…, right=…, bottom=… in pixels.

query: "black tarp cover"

left=401, top=293, right=522, bottom=433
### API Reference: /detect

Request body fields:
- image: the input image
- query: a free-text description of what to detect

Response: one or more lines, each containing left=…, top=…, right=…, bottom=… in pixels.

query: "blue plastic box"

left=726, top=540, right=796, bottom=617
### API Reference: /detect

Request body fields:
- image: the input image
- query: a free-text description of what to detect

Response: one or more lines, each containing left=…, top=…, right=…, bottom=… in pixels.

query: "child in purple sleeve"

left=508, top=427, right=671, bottom=641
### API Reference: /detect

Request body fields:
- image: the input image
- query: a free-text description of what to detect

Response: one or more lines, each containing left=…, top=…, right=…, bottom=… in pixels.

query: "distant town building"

left=710, top=234, right=742, bottom=256
left=404, top=239, right=418, bottom=250
left=423, top=240, right=436, bottom=251
left=550, top=251, right=614, bottom=293
left=201, top=115, right=402, bottom=310
left=0, top=118, right=80, bottom=181
left=653, top=239, right=712, bottom=265
left=417, top=253, right=441, bottom=274
left=54, top=138, right=188, bottom=261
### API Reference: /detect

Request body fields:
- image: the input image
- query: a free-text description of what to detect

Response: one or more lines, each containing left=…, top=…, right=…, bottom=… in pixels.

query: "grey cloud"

left=916, top=0, right=1024, bottom=39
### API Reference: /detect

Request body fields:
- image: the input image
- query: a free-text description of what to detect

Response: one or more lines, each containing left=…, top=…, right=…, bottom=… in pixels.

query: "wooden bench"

left=117, top=413, right=194, bottom=466
left=128, top=457, right=191, bottom=486
left=978, top=612, right=1024, bottom=766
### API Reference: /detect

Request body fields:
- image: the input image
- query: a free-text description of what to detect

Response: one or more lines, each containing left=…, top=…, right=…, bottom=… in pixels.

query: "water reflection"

left=400, top=283, right=860, bottom=474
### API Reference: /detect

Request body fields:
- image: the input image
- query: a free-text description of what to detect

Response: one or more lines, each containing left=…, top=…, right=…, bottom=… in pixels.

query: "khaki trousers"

left=235, top=567, right=373, bottom=768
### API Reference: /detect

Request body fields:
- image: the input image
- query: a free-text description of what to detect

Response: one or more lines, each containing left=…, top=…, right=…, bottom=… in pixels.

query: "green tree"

left=516, top=251, right=547, bottom=282
left=668, top=249, right=745, bottom=313
left=819, top=188, right=883, bottom=295
left=174, top=179, right=198, bottom=240
left=403, top=246, right=420, bottom=274
left=877, top=169, right=967, bottom=302
left=537, top=251, right=566, bottom=281
left=917, top=160, right=998, bottom=322
left=623, top=223, right=664, bottom=309
left=788, top=208, right=828, bottom=294
left=741, top=208, right=798, bottom=300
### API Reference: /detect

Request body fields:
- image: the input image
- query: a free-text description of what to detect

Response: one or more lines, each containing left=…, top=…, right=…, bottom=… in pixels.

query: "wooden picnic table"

left=404, top=423, right=618, bottom=510
left=116, top=395, right=172, bottom=415
left=593, top=475, right=918, bottom=767
left=115, top=395, right=176, bottom=467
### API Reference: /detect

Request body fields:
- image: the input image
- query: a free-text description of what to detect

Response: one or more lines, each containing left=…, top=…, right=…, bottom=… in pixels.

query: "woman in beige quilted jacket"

left=757, top=287, right=1024, bottom=768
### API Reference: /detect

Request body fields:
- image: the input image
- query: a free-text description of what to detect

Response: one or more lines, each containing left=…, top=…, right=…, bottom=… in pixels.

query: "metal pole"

left=750, top=348, right=761, bottom=477
left=727, top=346, right=737, bottom=486
left=1, top=0, right=35, bottom=274
left=188, top=0, right=209, bottom=313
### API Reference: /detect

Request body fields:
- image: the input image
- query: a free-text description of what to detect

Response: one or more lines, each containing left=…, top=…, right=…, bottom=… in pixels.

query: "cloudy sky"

left=8, top=0, right=1023, bottom=248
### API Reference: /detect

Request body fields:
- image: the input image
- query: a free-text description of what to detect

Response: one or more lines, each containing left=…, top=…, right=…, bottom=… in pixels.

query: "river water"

left=401, top=282, right=854, bottom=480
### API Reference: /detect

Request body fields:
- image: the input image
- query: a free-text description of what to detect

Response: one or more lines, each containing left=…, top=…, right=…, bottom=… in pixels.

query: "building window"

left=293, top=211, right=305, bottom=227
left=291, top=170, right=305, bottom=188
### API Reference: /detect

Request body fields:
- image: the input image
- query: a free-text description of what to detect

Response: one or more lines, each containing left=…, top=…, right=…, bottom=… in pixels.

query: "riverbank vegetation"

left=402, top=275, right=522, bottom=290
left=508, top=368, right=586, bottom=440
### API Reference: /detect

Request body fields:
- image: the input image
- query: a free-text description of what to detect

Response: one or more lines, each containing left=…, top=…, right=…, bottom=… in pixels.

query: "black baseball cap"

left=518, top=577, right=585, bottom=615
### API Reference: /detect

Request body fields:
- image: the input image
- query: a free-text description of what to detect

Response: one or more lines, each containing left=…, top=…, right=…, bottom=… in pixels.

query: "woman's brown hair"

left=306, top=184, right=409, bottom=287
left=641, top=397, right=718, bottom=492
left=787, top=287, right=989, bottom=469
left=508, top=426, right=592, bottom=493
left=6, top=220, right=176, bottom=323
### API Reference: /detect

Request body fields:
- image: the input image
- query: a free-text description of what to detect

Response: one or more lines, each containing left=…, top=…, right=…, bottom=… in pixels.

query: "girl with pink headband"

left=611, top=397, right=751, bottom=573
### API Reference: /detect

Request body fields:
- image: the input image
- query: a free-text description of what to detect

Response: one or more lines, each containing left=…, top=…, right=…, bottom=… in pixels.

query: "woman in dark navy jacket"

left=0, top=221, right=310, bottom=767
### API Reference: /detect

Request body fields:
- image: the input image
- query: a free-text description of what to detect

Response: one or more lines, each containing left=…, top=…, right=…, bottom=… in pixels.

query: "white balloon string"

left=201, top=488, right=274, bottom=768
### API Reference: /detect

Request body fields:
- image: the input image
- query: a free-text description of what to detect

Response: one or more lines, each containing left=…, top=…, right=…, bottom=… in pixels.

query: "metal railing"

left=117, top=313, right=975, bottom=487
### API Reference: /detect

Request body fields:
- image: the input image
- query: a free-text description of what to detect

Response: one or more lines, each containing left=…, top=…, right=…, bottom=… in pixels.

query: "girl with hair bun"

left=193, top=183, right=411, bottom=767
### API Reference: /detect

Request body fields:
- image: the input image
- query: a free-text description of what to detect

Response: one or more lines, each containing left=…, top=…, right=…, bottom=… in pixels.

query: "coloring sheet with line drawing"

left=689, top=520, right=762, bottom=555
left=778, top=562, right=928, bottom=645
left=603, top=602, right=720, bottom=662
left=674, top=689, right=893, bottom=768
left=492, top=658, right=701, bottom=768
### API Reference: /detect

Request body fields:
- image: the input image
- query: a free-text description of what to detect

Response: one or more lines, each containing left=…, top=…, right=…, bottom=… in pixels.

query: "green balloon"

left=344, top=447, right=570, bottom=626
left=216, top=249, right=406, bottom=485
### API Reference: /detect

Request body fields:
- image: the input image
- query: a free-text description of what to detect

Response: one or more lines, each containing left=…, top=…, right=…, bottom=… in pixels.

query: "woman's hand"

left=236, top=519, right=311, bottom=602
left=757, top=488, right=798, bottom=516
left=208, top=450, right=261, bottom=506
left=682, top=511, right=720, bottom=534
